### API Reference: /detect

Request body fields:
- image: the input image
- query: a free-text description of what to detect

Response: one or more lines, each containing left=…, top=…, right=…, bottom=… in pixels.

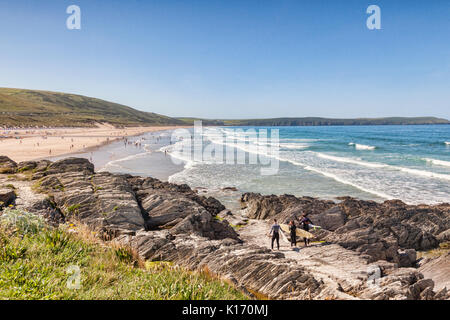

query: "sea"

left=61, top=125, right=450, bottom=206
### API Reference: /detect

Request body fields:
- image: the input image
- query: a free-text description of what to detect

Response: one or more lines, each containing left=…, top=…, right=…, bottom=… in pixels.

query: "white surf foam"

left=99, top=151, right=152, bottom=172
left=303, top=165, right=392, bottom=200
left=424, top=158, right=450, bottom=168
left=445, top=142, right=450, bottom=145
left=316, top=153, right=386, bottom=168
left=349, top=142, right=376, bottom=150
left=396, top=166, right=450, bottom=181
left=315, top=152, right=450, bottom=181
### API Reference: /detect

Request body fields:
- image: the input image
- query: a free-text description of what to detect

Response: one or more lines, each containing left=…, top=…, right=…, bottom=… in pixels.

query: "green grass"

left=0, top=88, right=185, bottom=127
left=417, top=242, right=450, bottom=259
left=0, top=209, right=249, bottom=300
left=66, top=204, right=80, bottom=215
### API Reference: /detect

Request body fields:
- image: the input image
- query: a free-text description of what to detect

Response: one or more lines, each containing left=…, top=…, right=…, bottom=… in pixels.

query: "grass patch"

left=31, top=180, right=43, bottom=193
left=0, top=209, right=249, bottom=300
left=66, top=204, right=80, bottom=215
left=417, top=242, right=450, bottom=259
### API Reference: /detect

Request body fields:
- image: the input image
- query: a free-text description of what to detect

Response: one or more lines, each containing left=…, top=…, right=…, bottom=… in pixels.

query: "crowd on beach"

left=0, top=125, right=186, bottom=163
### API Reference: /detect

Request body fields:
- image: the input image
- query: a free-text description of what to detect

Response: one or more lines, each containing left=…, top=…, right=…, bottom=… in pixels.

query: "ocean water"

left=88, top=125, right=450, bottom=206
left=160, top=125, right=450, bottom=205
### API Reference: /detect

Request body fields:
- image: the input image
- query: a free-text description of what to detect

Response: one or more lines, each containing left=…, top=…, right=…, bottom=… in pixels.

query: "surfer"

left=289, top=220, right=297, bottom=247
left=269, top=219, right=281, bottom=250
left=300, top=214, right=313, bottom=246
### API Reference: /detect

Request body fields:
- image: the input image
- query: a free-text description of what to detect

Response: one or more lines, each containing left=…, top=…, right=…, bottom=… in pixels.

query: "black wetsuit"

left=270, top=224, right=280, bottom=250
left=300, top=217, right=313, bottom=246
left=289, top=224, right=297, bottom=246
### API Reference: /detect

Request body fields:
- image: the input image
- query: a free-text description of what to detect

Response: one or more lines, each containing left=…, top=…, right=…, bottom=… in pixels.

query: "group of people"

left=269, top=214, right=313, bottom=250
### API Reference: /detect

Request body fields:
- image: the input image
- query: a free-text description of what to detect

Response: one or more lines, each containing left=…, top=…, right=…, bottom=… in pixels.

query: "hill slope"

left=0, top=88, right=184, bottom=127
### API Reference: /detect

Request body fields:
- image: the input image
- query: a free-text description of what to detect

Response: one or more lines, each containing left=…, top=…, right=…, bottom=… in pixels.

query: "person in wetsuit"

left=289, top=220, right=297, bottom=247
left=300, top=214, right=313, bottom=247
left=269, top=219, right=280, bottom=250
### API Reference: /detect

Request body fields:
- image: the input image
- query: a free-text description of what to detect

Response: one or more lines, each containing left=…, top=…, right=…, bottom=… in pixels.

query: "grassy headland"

left=1, top=88, right=448, bottom=128
left=0, top=88, right=184, bottom=128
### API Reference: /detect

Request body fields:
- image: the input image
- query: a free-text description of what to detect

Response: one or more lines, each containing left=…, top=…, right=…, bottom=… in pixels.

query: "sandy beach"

left=0, top=123, right=189, bottom=163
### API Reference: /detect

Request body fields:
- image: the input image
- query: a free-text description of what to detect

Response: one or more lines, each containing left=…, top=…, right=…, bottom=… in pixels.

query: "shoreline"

left=0, top=124, right=191, bottom=163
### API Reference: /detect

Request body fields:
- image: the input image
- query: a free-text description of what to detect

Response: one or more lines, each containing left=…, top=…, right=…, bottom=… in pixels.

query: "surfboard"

left=280, top=224, right=314, bottom=239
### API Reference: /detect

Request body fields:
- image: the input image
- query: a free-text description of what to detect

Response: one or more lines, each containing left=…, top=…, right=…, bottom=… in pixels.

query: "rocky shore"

left=1, top=155, right=449, bottom=300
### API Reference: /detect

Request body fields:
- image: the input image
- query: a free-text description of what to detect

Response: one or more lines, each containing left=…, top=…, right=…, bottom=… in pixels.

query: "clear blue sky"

left=1, top=0, right=449, bottom=119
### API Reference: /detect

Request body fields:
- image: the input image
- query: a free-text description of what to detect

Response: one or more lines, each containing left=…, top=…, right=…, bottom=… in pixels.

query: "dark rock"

left=241, top=192, right=449, bottom=265
left=46, top=157, right=94, bottom=176
left=39, top=171, right=145, bottom=233
left=222, top=187, right=238, bottom=192
left=398, top=249, right=417, bottom=267
left=27, top=198, right=65, bottom=226
left=0, top=156, right=17, bottom=174
left=171, top=209, right=239, bottom=240
left=17, top=161, right=37, bottom=172
left=31, top=160, right=53, bottom=179
left=313, top=206, right=347, bottom=231
left=0, top=188, right=16, bottom=208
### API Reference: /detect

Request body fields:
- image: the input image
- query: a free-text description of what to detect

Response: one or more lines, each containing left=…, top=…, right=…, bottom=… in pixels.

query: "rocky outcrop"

left=116, top=231, right=330, bottom=299
left=418, top=252, right=450, bottom=291
left=312, top=206, right=347, bottom=231
left=241, top=193, right=450, bottom=267
left=0, top=156, right=17, bottom=174
left=240, top=193, right=335, bottom=221
left=1, top=155, right=448, bottom=300
left=17, top=161, right=37, bottom=172
left=0, top=188, right=16, bottom=208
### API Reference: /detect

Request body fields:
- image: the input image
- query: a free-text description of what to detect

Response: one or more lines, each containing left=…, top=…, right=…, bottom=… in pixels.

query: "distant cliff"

left=178, top=116, right=450, bottom=126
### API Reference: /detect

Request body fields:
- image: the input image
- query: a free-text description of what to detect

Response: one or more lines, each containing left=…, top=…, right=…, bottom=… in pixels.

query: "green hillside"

left=179, top=116, right=450, bottom=126
left=0, top=88, right=184, bottom=127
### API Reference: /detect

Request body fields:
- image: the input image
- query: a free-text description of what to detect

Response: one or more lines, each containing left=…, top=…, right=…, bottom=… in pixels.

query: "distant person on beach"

left=269, top=219, right=280, bottom=250
left=289, top=220, right=297, bottom=247
left=300, top=214, right=313, bottom=247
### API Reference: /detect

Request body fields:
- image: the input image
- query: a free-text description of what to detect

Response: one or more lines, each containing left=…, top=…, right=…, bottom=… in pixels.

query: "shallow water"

left=165, top=125, right=450, bottom=205
left=51, top=125, right=450, bottom=205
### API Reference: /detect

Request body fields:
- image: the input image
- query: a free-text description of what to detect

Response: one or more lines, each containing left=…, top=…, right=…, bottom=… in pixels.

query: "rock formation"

left=1, top=156, right=449, bottom=300
left=241, top=193, right=449, bottom=267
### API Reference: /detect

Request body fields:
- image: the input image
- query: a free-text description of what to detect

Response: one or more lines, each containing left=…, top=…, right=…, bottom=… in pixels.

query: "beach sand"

left=0, top=123, right=189, bottom=162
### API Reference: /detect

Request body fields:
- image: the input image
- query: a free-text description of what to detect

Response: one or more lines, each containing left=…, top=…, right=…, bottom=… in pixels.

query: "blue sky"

left=1, top=0, right=449, bottom=119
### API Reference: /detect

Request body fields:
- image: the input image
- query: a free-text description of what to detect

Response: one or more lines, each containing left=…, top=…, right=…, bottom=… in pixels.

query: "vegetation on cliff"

left=0, top=88, right=184, bottom=127
left=178, top=116, right=450, bottom=126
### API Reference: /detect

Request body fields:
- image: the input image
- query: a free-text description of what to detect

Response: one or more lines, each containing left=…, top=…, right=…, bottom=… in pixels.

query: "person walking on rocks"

left=269, top=219, right=281, bottom=250
left=289, top=220, right=297, bottom=247
left=300, top=214, right=313, bottom=247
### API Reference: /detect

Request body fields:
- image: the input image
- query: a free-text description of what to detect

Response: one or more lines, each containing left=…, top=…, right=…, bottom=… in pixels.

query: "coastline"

left=0, top=124, right=191, bottom=163
left=1, top=155, right=448, bottom=300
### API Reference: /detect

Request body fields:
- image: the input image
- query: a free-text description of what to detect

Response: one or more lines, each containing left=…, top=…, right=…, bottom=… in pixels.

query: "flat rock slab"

left=419, top=252, right=450, bottom=291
